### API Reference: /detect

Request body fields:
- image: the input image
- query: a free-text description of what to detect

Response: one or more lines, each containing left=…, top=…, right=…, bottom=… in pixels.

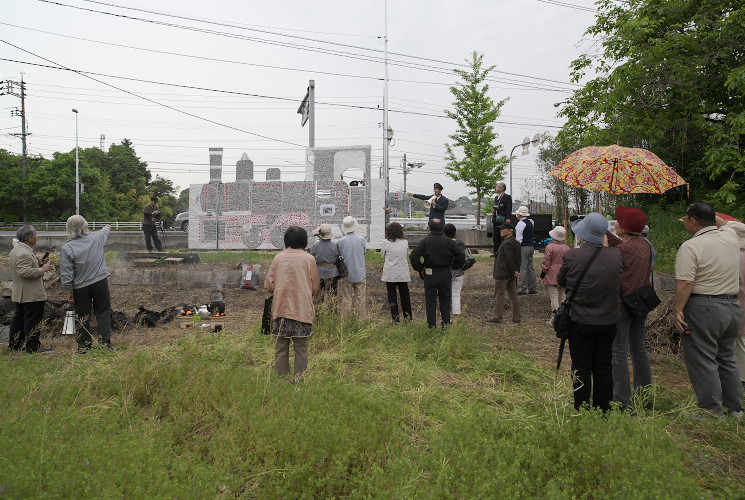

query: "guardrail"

left=2, top=221, right=147, bottom=230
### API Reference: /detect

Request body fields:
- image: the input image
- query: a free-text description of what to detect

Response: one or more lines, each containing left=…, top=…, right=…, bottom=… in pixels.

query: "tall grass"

left=0, top=314, right=739, bottom=498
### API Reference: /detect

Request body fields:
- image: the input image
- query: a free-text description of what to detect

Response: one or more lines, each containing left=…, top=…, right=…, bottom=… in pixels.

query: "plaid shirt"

left=606, top=232, right=652, bottom=296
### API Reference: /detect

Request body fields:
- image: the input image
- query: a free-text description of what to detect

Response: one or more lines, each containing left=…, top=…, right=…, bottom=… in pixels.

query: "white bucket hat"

left=342, top=216, right=358, bottom=234
left=549, top=225, right=566, bottom=242
left=515, top=206, right=530, bottom=217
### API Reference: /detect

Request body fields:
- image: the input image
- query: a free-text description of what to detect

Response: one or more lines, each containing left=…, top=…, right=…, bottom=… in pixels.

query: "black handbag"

left=553, top=247, right=602, bottom=340
left=336, top=255, right=349, bottom=279
left=261, top=295, right=273, bottom=335
left=621, top=245, right=660, bottom=317
left=622, top=285, right=661, bottom=317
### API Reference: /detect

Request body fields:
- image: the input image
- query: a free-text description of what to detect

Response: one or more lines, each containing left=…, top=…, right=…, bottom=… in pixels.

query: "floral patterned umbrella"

left=549, top=144, right=687, bottom=195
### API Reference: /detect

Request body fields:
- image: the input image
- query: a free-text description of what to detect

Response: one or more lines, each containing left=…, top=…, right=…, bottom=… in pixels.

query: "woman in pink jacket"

left=539, top=226, right=570, bottom=313
left=265, top=226, right=320, bottom=381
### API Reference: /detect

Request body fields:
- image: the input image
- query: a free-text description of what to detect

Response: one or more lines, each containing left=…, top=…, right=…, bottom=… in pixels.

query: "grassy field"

left=1, top=310, right=743, bottom=498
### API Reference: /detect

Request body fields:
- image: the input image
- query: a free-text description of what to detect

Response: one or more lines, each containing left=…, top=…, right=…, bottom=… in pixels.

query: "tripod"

left=157, top=220, right=169, bottom=251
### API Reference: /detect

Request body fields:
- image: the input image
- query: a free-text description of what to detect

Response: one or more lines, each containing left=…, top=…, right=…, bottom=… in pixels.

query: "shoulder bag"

left=621, top=244, right=660, bottom=317
left=553, top=247, right=602, bottom=340
left=336, top=255, right=349, bottom=279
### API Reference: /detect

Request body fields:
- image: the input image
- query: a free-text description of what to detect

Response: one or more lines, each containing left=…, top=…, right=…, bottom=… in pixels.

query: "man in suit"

left=8, top=225, right=54, bottom=353
left=408, top=183, right=449, bottom=221
left=492, top=182, right=513, bottom=255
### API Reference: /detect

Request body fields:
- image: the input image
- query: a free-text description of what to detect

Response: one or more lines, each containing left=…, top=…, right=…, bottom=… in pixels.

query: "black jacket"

left=493, top=236, right=521, bottom=280
left=412, top=193, right=449, bottom=221
left=493, top=193, right=513, bottom=223
left=410, top=230, right=465, bottom=272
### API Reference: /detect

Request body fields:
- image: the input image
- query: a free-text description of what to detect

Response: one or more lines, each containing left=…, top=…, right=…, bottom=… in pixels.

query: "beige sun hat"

left=515, top=206, right=530, bottom=217
left=342, top=216, right=358, bottom=234
left=549, top=225, right=566, bottom=242
left=313, top=224, right=332, bottom=240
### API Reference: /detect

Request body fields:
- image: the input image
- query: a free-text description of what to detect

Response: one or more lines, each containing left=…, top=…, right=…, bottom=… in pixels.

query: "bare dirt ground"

left=3, top=253, right=678, bottom=382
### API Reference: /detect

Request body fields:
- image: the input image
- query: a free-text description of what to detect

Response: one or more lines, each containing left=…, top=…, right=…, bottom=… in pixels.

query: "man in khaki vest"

left=9, top=225, right=54, bottom=353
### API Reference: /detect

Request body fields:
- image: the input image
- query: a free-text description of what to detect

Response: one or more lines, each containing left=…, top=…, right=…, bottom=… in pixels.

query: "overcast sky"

left=0, top=0, right=598, bottom=203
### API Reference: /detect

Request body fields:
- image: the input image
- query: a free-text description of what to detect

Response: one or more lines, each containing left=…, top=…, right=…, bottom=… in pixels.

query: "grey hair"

left=496, top=182, right=507, bottom=191
left=16, top=225, right=36, bottom=243
left=66, top=215, right=89, bottom=239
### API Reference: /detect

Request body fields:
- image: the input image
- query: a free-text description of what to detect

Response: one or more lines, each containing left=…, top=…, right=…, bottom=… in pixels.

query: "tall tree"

left=444, top=51, right=509, bottom=225
left=561, top=0, right=745, bottom=213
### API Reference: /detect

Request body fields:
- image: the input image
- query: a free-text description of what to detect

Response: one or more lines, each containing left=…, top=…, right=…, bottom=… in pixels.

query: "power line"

left=79, top=0, right=579, bottom=88
left=535, top=0, right=596, bottom=12
left=0, top=40, right=306, bottom=148
left=37, top=0, right=577, bottom=92
left=0, top=57, right=564, bottom=129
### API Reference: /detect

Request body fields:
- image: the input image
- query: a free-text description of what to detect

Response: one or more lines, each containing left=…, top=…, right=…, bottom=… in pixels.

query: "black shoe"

left=102, top=343, right=117, bottom=351
left=528, top=290, right=538, bottom=295
left=486, top=318, right=504, bottom=324
left=517, top=291, right=528, bottom=296
left=76, top=346, right=89, bottom=354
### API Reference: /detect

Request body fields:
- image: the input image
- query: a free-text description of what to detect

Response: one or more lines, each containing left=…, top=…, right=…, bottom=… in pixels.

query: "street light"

left=72, top=108, right=79, bottom=215
left=509, top=134, right=540, bottom=199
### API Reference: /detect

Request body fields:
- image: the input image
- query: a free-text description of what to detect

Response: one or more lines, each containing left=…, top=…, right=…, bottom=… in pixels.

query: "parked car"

left=174, top=211, right=189, bottom=232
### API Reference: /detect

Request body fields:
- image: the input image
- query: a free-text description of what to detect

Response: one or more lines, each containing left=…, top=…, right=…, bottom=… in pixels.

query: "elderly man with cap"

left=514, top=206, right=537, bottom=295
left=337, top=216, right=367, bottom=319
left=558, top=212, right=623, bottom=411
left=410, top=218, right=465, bottom=329
left=487, top=222, right=521, bottom=323
left=8, top=225, right=54, bottom=353
left=675, top=203, right=743, bottom=416
left=605, top=206, right=654, bottom=409
left=310, top=224, right=340, bottom=304
left=407, top=183, right=449, bottom=221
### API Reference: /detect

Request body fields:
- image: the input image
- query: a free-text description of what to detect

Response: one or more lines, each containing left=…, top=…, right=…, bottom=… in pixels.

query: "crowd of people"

left=265, top=184, right=745, bottom=416
left=7, top=185, right=745, bottom=417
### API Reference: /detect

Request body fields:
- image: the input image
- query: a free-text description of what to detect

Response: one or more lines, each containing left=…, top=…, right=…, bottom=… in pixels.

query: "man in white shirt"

left=514, top=206, right=537, bottom=295
left=674, top=202, right=743, bottom=416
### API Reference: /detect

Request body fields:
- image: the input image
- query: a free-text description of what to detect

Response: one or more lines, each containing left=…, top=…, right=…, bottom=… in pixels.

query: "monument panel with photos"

left=188, top=146, right=385, bottom=249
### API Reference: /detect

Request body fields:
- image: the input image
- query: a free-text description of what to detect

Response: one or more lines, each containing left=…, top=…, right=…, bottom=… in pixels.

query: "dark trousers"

left=386, top=281, right=412, bottom=322
left=73, top=278, right=113, bottom=347
left=143, top=224, right=163, bottom=252
left=568, top=320, right=617, bottom=411
left=423, top=268, right=452, bottom=328
left=493, top=230, right=503, bottom=255
left=9, top=301, right=45, bottom=352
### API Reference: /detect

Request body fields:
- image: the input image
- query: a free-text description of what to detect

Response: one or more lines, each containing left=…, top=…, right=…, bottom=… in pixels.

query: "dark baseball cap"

left=433, top=182, right=443, bottom=190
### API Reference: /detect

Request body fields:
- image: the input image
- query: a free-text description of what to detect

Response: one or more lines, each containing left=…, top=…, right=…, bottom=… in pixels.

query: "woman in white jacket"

left=381, top=222, right=412, bottom=322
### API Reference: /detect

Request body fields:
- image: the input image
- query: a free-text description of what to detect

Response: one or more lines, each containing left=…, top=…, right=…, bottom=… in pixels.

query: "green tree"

left=176, top=188, right=189, bottom=214
left=561, top=0, right=745, bottom=214
left=444, top=51, right=510, bottom=225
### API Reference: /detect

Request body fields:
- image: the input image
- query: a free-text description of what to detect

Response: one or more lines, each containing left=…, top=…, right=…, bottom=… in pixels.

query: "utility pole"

left=402, top=154, right=424, bottom=217
left=383, top=0, right=391, bottom=225
left=100, top=134, right=105, bottom=150
left=2, top=76, right=30, bottom=222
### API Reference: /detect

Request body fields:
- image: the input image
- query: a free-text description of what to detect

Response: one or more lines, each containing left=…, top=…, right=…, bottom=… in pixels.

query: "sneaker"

left=76, top=346, right=89, bottom=354
left=729, top=410, right=744, bottom=420
left=102, top=343, right=117, bottom=351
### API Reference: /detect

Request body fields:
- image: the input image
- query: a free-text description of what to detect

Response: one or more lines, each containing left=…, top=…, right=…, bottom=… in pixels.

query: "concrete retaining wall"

left=0, top=231, right=189, bottom=253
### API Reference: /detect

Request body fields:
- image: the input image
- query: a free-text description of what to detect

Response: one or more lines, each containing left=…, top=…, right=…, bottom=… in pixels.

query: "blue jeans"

left=612, top=308, right=653, bottom=408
